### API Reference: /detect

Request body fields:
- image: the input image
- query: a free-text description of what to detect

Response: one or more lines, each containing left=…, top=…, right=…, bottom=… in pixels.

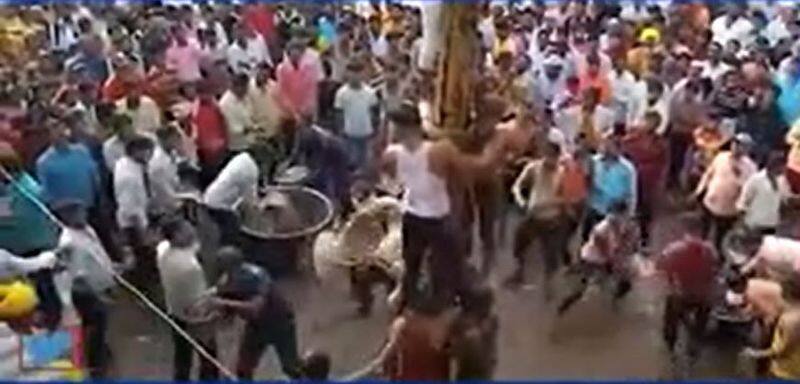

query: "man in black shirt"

left=211, top=246, right=301, bottom=380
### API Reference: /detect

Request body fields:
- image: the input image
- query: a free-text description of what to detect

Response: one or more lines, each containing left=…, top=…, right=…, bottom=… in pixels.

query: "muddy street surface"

left=108, top=209, right=749, bottom=380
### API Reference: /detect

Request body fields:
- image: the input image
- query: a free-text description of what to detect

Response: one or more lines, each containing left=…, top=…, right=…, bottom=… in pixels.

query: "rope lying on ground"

left=0, top=165, right=237, bottom=380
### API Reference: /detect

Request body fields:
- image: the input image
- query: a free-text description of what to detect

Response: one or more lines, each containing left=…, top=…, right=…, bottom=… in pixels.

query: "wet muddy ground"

left=107, top=208, right=751, bottom=380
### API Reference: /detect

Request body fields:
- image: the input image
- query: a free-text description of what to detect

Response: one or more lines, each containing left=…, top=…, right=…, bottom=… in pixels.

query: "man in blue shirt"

left=583, top=134, right=637, bottom=240
left=36, top=116, right=101, bottom=210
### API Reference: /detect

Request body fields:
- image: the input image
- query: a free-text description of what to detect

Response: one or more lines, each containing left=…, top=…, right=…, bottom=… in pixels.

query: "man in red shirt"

left=242, top=4, right=277, bottom=46
left=622, top=111, right=669, bottom=246
left=192, top=83, right=228, bottom=186
left=656, top=214, right=718, bottom=364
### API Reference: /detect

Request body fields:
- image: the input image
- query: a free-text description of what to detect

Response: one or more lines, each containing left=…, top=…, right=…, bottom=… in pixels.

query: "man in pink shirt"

left=166, top=26, right=203, bottom=84
left=276, top=39, right=322, bottom=120
left=693, top=133, right=758, bottom=250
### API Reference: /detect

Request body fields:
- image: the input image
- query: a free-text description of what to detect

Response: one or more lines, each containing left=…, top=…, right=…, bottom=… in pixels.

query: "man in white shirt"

left=762, top=5, right=795, bottom=47
left=711, top=4, right=755, bottom=46
left=149, top=125, right=183, bottom=219
left=116, top=90, right=162, bottom=135
left=608, top=58, right=638, bottom=125
left=219, top=74, right=254, bottom=153
left=113, top=136, right=156, bottom=290
left=52, top=199, right=119, bottom=378
left=227, top=24, right=271, bottom=76
left=737, top=153, right=795, bottom=234
left=700, top=42, right=733, bottom=82
left=199, top=28, right=228, bottom=64
left=48, top=12, right=80, bottom=53
left=114, top=136, right=154, bottom=233
left=633, top=78, right=670, bottom=135
left=156, top=218, right=218, bottom=380
left=532, top=54, right=568, bottom=112
left=334, top=61, right=379, bottom=173
left=102, top=114, right=143, bottom=173
left=203, top=150, right=260, bottom=246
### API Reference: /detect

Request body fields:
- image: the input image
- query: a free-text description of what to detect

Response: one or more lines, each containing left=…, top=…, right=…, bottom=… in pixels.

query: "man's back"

left=36, top=144, right=98, bottom=206
left=220, top=262, right=294, bottom=325
left=658, top=236, right=718, bottom=301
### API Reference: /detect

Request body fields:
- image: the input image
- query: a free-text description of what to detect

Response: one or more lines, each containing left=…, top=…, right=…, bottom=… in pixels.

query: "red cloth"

left=786, top=167, right=800, bottom=194
left=243, top=5, right=276, bottom=44
left=388, top=316, right=451, bottom=380
left=192, top=98, right=228, bottom=165
left=622, top=130, right=669, bottom=204
left=657, top=236, right=718, bottom=301
left=101, top=74, right=132, bottom=103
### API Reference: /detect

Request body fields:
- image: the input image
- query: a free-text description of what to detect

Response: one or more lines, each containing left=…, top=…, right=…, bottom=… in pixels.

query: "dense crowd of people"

left=1, top=0, right=800, bottom=380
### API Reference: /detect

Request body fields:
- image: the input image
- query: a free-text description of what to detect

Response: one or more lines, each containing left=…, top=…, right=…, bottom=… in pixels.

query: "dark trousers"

left=582, top=209, right=605, bottom=242
left=22, top=249, right=62, bottom=330
left=171, top=317, right=219, bottom=381
left=662, top=294, right=710, bottom=359
left=669, top=132, right=692, bottom=190
left=72, top=287, right=109, bottom=378
left=563, top=204, right=585, bottom=265
left=401, top=213, right=462, bottom=301
left=198, top=152, right=231, bottom=189
left=350, top=265, right=395, bottom=316
left=701, top=207, right=737, bottom=251
left=237, top=319, right=301, bottom=380
left=121, top=227, right=156, bottom=293
left=88, top=204, right=120, bottom=262
left=638, top=196, right=655, bottom=247
left=557, top=262, right=632, bottom=315
left=207, top=207, right=241, bottom=247
left=512, top=214, right=567, bottom=291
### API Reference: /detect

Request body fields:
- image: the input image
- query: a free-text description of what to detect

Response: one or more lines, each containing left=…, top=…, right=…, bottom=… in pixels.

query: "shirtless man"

left=460, top=98, right=540, bottom=275
left=381, top=102, right=500, bottom=301
left=742, top=280, right=800, bottom=379
left=451, top=284, right=499, bottom=380
left=741, top=235, right=800, bottom=282
left=355, top=293, right=457, bottom=380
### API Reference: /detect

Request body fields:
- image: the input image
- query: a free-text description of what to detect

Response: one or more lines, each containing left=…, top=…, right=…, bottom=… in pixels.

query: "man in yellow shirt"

left=743, top=280, right=800, bottom=379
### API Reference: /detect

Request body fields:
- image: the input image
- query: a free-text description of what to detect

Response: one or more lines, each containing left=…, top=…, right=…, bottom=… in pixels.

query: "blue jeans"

left=345, top=136, right=372, bottom=173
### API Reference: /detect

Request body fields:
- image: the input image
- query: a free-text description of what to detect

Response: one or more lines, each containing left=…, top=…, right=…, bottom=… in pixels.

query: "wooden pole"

left=432, top=2, right=480, bottom=139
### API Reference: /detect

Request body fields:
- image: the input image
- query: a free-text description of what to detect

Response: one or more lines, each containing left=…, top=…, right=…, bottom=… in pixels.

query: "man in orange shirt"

left=558, top=134, right=590, bottom=264
left=579, top=52, right=611, bottom=105
left=102, top=54, right=142, bottom=103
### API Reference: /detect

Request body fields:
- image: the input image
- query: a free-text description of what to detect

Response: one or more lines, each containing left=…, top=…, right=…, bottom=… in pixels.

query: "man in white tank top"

left=381, top=103, right=499, bottom=301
